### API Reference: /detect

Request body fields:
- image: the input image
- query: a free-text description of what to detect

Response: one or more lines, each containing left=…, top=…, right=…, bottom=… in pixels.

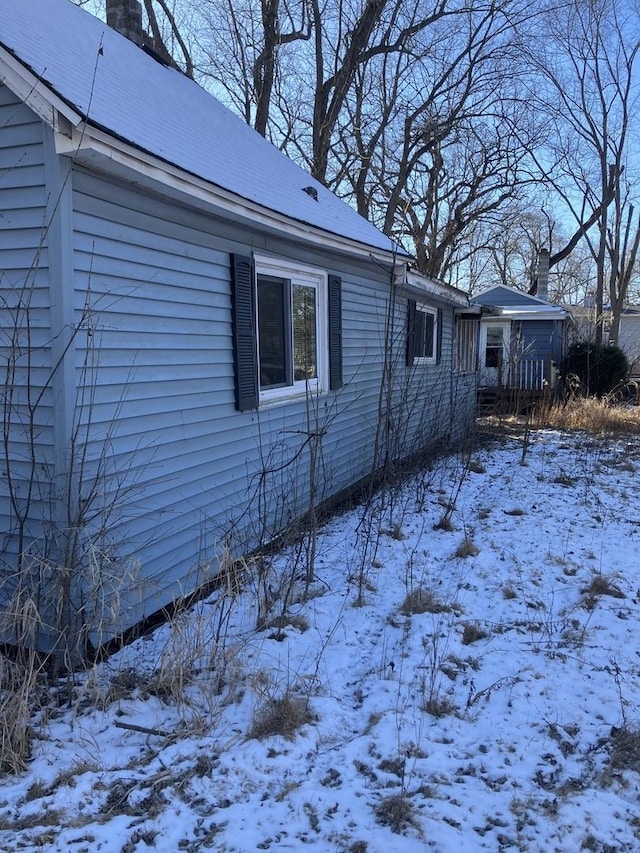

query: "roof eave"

left=403, top=270, right=469, bottom=307
left=57, top=123, right=405, bottom=263
left=0, top=44, right=82, bottom=130
left=492, top=308, right=568, bottom=321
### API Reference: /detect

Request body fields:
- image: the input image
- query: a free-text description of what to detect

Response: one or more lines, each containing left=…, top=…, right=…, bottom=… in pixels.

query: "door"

left=479, top=322, right=510, bottom=387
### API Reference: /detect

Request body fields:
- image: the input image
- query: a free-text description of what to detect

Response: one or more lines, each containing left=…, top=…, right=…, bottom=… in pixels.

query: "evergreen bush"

left=560, top=342, right=629, bottom=397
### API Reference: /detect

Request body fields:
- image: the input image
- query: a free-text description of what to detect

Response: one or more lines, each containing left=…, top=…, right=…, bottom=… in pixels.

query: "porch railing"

left=495, top=358, right=557, bottom=391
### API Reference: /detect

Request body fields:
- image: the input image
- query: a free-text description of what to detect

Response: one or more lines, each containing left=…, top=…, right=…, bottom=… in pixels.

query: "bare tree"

left=142, top=0, right=195, bottom=77
left=333, top=0, right=544, bottom=280
left=195, top=0, right=311, bottom=137
left=527, top=0, right=640, bottom=342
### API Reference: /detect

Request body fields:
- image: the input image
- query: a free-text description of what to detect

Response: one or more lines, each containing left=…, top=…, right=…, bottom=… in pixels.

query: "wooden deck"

left=478, top=358, right=558, bottom=414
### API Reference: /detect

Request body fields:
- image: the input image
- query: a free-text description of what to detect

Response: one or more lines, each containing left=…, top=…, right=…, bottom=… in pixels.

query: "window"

left=231, top=254, right=342, bottom=410
left=414, top=305, right=437, bottom=362
left=485, top=325, right=505, bottom=368
left=406, top=299, right=442, bottom=367
left=454, top=317, right=478, bottom=373
left=256, top=263, right=322, bottom=399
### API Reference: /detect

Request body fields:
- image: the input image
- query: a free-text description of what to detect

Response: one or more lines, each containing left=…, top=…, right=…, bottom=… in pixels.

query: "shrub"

left=454, top=538, right=480, bottom=558
left=461, top=622, right=488, bottom=645
left=374, top=793, right=418, bottom=834
left=560, top=342, right=629, bottom=398
left=400, top=588, right=452, bottom=616
left=249, top=693, right=314, bottom=740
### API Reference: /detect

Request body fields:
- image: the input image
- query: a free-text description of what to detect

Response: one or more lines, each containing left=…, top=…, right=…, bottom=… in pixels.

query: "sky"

left=2, top=427, right=640, bottom=852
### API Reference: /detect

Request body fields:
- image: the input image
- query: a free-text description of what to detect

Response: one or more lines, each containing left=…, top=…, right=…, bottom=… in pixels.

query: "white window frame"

left=414, top=304, right=438, bottom=365
left=479, top=321, right=510, bottom=370
left=254, top=255, right=328, bottom=404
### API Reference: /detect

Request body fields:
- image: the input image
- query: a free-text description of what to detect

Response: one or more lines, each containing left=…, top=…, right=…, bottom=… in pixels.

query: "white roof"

left=0, top=0, right=401, bottom=257
left=472, top=284, right=567, bottom=320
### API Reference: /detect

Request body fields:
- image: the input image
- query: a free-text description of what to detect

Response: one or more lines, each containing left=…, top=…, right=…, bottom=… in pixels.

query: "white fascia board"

left=495, top=307, right=568, bottom=321
left=54, top=123, right=402, bottom=265
left=0, top=47, right=81, bottom=131
left=404, top=272, right=469, bottom=307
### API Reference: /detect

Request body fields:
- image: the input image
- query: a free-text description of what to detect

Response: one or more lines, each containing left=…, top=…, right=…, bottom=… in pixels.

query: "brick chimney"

left=106, top=0, right=144, bottom=47
left=536, top=248, right=550, bottom=302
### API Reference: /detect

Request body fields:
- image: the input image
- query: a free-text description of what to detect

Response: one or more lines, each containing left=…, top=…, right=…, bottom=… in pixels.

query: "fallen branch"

left=114, top=720, right=170, bottom=738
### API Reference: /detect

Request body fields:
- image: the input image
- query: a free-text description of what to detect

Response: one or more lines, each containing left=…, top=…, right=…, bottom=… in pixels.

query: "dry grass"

left=608, top=725, right=640, bottom=774
left=260, top=613, right=310, bottom=638
left=433, top=514, right=455, bottom=531
left=144, top=593, right=243, bottom=730
left=0, top=591, right=43, bottom=774
left=480, top=397, right=640, bottom=437
left=461, top=622, right=489, bottom=645
left=537, top=398, right=640, bottom=434
left=374, top=793, right=418, bottom=834
left=0, top=650, right=41, bottom=775
left=249, top=693, right=315, bottom=740
left=581, top=574, right=626, bottom=599
left=580, top=574, right=626, bottom=610
left=454, top=538, right=480, bottom=558
left=423, top=696, right=456, bottom=718
left=400, top=587, right=454, bottom=616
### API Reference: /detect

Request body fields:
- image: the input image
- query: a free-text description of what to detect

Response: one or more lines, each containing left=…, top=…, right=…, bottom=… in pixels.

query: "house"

left=618, top=307, right=640, bottom=378
left=0, top=0, right=477, bottom=652
left=471, top=251, right=568, bottom=393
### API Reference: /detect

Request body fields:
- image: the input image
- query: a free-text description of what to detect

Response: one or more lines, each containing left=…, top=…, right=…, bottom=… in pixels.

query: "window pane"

left=258, top=276, right=288, bottom=388
left=485, top=326, right=504, bottom=368
left=415, top=309, right=434, bottom=359
left=423, top=312, right=434, bottom=357
left=414, top=311, right=426, bottom=357
left=486, top=327, right=504, bottom=347
left=293, top=284, right=317, bottom=380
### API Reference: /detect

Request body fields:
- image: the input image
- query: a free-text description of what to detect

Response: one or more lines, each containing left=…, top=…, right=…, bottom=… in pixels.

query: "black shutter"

left=436, top=307, right=443, bottom=364
left=328, top=274, right=343, bottom=390
left=231, top=254, right=258, bottom=411
left=406, top=299, right=416, bottom=367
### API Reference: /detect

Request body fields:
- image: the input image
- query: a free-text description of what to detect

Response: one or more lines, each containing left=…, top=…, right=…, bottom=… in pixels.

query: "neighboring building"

left=0, top=0, right=477, bottom=651
left=617, top=307, right=640, bottom=378
left=471, top=252, right=568, bottom=392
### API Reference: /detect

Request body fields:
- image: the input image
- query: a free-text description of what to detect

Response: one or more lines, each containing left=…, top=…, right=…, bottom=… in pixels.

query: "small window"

left=414, top=305, right=438, bottom=363
left=407, top=300, right=442, bottom=367
left=485, top=326, right=505, bottom=368
left=255, top=257, right=327, bottom=403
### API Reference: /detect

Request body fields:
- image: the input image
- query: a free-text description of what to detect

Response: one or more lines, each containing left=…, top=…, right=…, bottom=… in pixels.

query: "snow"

left=3, top=428, right=640, bottom=852
left=0, top=0, right=399, bottom=255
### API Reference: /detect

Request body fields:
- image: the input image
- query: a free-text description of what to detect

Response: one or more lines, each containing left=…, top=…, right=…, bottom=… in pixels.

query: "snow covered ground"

left=3, top=428, right=640, bottom=852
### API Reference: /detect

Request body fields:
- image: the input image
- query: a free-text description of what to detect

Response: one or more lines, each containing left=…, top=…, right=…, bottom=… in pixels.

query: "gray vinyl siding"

left=70, top=171, right=461, bottom=633
left=619, top=314, right=640, bottom=374
left=516, top=320, right=563, bottom=363
left=2, top=129, right=475, bottom=644
left=476, top=287, right=540, bottom=307
left=0, top=86, right=54, bottom=578
left=400, top=300, right=474, bottom=453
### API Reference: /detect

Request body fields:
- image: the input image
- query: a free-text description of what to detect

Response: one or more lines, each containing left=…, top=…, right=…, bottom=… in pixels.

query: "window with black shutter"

left=230, top=254, right=342, bottom=408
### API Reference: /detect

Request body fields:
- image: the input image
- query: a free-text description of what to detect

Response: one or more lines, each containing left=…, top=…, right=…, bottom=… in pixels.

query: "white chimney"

left=106, top=0, right=144, bottom=47
left=536, top=248, right=549, bottom=302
